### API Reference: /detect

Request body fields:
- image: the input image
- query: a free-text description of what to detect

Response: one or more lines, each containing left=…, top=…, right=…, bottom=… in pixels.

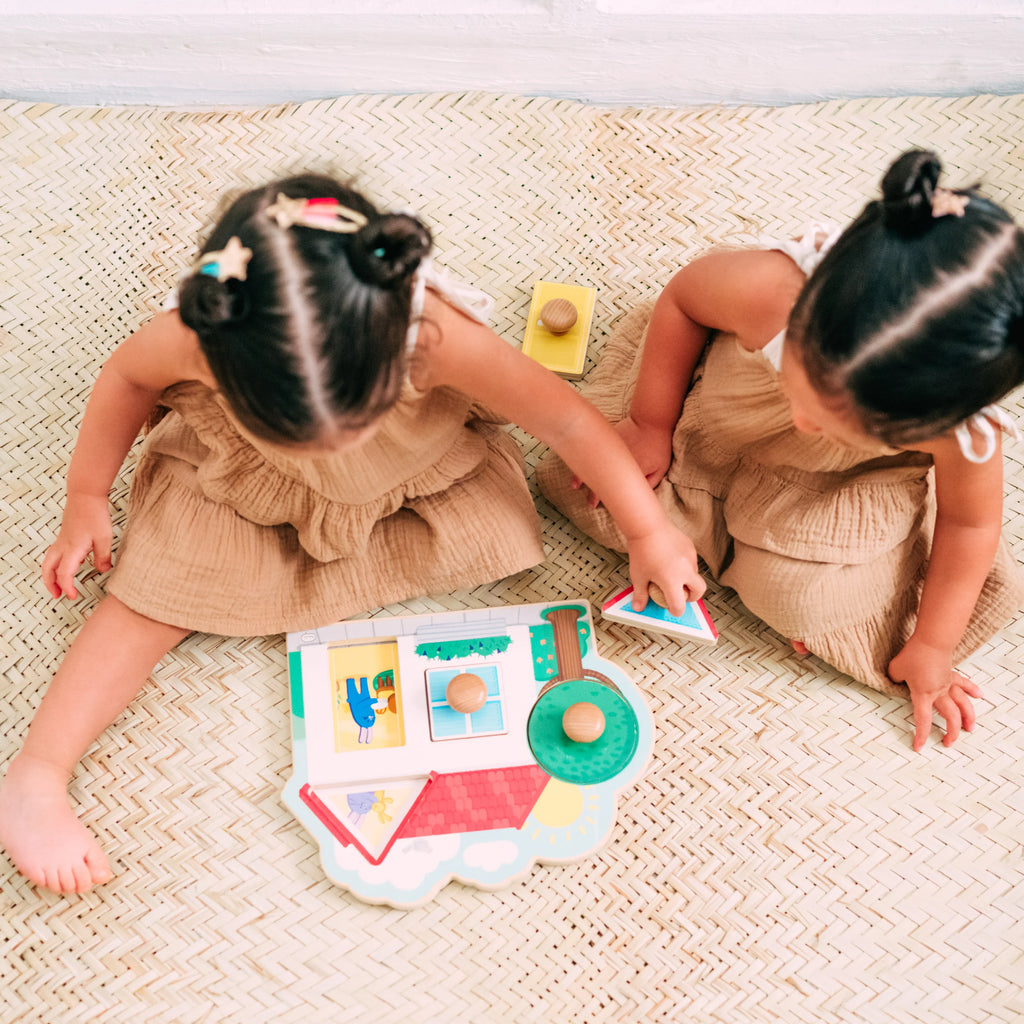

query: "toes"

left=26, top=854, right=107, bottom=895
left=84, top=848, right=112, bottom=886
left=70, top=861, right=95, bottom=893
left=22, top=863, right=48, bottom=890
left=56, top=866, right=78, bottom=894
left=40, top=867, right=63, bottom=893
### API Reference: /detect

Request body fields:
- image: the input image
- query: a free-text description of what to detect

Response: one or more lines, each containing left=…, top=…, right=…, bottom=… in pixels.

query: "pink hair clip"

left=931, top=188, right=969, bottom=219
left=265, top=193, right=369, bottom=233
left=195, top=236, right=252, bottom=282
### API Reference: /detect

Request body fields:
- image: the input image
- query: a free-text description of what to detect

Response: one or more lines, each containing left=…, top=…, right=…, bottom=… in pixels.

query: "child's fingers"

left=949, top=677, right=978, bottom=733
left=631, top=580, right=650, bottom=612
left=569, top=474, right=603, bottom=508
left=685, top=573, right=707, bottom=603
left=938, top=695, right=963, bottom=747
left=93, top=535, right=113, bottom=573
left=54, top=542, right=90, bottom=600
left=42, top=549, right=81, bottom=599
left=953, top=672, right=983, bottom=700
left=911, top=698, right=935, bottom=752
left=958, top=693, right=977, bottom=734
left=655, top=584, right=686, bottom=618
left=55, top=556, right=82, bottom=600
left=40, top=547, right=63, bottom=598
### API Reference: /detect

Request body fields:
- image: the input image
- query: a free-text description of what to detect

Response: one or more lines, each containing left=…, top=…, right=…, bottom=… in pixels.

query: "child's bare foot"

left=0, top=753, right=112, bottom=893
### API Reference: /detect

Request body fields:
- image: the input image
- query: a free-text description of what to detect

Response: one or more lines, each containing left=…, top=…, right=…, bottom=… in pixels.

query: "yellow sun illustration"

left=528, top=778, right=601, bottom=845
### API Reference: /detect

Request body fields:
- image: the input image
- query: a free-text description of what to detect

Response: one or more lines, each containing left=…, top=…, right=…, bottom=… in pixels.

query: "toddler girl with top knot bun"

left=539, top=150, right=1024, bottom=752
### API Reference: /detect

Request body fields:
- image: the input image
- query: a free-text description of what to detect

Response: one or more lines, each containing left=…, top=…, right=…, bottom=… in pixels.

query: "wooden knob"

left=446, top=672, right=488, bottom=714
left=648, top=583, right=667, bottom=608
left=562, top=702, right=605, bottom=743
left=540, top=298, right=578, bottom=335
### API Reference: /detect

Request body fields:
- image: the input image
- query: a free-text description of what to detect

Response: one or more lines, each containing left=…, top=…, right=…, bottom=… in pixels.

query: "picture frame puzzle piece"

left=601, top=586, right=718, bottom=645
left=424, top=663, right=509, bottom=742
left=327, top=640, right=406, bottom=752
left=300, top=775, right=433, bottom=864
left=522, top=280, right=596, bottom=379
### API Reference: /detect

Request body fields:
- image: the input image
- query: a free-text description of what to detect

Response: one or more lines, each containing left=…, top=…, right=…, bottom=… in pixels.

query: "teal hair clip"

left=195, top=236, right=252, bottom=282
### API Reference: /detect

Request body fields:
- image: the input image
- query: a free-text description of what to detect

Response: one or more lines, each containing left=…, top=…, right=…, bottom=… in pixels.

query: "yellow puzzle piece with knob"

left=522, top=280, right=596, bottom=379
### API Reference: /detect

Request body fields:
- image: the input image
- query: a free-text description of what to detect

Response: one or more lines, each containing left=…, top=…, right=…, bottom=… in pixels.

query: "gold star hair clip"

left=264, top=194, right=369, bottom=233
left=196, top=236, right=253, bottom=282
left=931, top=188, right=969, bottom=219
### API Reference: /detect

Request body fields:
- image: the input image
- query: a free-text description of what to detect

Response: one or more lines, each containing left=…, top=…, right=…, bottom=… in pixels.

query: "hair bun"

left=177, top=274, right=247, bottom=335
left=350, top=213, right=432, bottom=288
left=879, top=149, right=943, bottom=237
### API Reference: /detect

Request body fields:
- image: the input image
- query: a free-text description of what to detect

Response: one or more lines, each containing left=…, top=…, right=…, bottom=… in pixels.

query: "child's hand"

left=888, top=638, right=982, bottom=751
left=571, top=417, right=674, bottom=509
left=41, top=494, right=113, bottom=600
left=612, top=417, right=673, bottom=488
left=626, top=524, right=706, bottom=617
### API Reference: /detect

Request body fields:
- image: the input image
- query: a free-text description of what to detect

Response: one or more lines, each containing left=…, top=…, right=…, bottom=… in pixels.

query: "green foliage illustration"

left=415, top=635, right=512, bottom=662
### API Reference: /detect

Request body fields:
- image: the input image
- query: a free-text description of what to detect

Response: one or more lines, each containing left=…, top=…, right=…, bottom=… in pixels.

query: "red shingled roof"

left=300, top=763, right=551, bottom=866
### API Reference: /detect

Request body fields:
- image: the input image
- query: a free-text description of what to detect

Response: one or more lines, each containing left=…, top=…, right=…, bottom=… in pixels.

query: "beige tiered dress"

left=107, top=265, right=545, bottom=636
left=537, top=237, right=1022, bottom=696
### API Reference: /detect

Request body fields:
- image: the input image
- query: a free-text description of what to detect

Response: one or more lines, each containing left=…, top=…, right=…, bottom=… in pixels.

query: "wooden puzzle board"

left=284, top=602, right=653, bottom=907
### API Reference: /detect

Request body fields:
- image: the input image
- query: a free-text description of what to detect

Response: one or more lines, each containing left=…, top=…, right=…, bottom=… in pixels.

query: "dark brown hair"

left=788, top=150, right=1024, bottom=446
left=177, top=174, right=432, bottom=445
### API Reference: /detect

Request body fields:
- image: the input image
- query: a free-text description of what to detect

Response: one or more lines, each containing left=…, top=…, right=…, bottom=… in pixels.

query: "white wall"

left=1, top=1, right=1023, bottom=108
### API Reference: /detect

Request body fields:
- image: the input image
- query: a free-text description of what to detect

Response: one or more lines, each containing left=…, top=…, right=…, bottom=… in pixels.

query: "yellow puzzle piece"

left=522, top=281, right=596, bottom=379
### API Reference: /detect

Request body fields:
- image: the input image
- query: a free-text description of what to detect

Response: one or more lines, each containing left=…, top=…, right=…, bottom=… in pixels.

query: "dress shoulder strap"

left=954, top=405, right=1021, bottom=463
left=405, top=257, right=495, bottom=354
left=758, top=222, right=842, bottom=370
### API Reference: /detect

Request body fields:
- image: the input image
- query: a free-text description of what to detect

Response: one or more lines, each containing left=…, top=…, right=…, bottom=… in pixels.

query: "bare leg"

left=0, top=596, right=189, bottom=894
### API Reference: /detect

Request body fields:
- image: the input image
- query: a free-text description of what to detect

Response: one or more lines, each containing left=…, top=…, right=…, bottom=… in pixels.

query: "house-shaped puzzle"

left=282, top=601, right=653, bottom=907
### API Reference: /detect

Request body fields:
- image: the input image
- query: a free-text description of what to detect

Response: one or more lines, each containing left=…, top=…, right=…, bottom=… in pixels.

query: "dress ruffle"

left=107, top=271, right=546, bottom=635
left=142, top=380, right=505, bottom=564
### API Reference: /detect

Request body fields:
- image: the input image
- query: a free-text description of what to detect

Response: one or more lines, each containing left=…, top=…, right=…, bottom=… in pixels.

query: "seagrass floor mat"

left=2, top=92, right=1024, bottom=1024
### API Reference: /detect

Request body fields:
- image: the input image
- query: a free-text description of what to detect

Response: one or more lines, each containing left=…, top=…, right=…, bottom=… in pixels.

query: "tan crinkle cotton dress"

left=537, top=231, right=1023, bottom=696
left=106, top=262, right=545, bottom=636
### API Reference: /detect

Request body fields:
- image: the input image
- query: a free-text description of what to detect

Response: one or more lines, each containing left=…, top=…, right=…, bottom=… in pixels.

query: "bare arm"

left=415, top=293, right=706, bottom=614
left=610, top=249, right=805, bottom=487
left=42, top=311, right=209, bottom=598
left=888, top=432, right=1006, bottom=749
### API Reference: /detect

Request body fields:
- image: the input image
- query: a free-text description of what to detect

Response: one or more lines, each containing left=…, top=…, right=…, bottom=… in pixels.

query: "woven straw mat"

left=2, top=92, right=1024, bottom=1024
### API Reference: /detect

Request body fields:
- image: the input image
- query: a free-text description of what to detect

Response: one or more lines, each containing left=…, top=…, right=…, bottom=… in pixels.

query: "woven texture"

left=2, top=92, right=1024, bottom=1024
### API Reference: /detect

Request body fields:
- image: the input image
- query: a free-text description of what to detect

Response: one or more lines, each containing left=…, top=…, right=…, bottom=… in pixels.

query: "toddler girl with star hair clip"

left=1, top=172, right=705, bottom=895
